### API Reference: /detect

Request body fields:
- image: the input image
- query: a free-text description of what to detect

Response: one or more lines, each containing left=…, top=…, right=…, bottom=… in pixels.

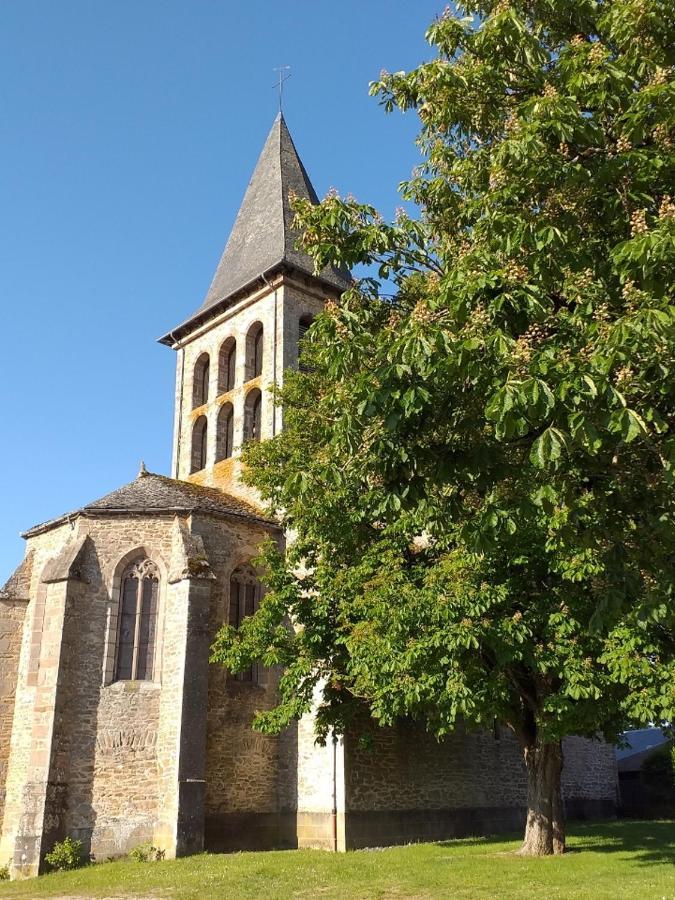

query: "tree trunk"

left=518, top=738, right=565, bottom=856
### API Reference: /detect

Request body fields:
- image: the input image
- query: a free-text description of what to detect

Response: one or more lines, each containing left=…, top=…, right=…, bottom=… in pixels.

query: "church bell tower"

left=159, top=114, right=350, bottom=503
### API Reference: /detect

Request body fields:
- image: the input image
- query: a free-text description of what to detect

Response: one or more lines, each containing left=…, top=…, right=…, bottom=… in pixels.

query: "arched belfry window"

left=244, top=389, right=262, bottom=443
left=216, top=402, right=234, bottom=462
left=115, top=558, right=159, bottom=682
left=245, top=322, right=264, bottom=381
left=218, top=337, right=237, bottom=394
left=298, top=315, right=314, bottom=372
left=191, top=415, right=208, bottom=472
left=193, top=353, right=210, bottom=408
left=229, top=564, right=263, bottom=682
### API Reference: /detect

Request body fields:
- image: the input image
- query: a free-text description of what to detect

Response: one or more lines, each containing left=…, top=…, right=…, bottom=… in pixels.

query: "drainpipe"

left=332, top=729, right=338, bottom=852
left=167, top=330, right=185, bottom=478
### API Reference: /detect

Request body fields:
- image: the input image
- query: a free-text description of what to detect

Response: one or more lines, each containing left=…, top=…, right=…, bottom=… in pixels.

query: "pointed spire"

left=199, top=114, right=350, bottom=314
left=160, top=115, right=350, bottom=343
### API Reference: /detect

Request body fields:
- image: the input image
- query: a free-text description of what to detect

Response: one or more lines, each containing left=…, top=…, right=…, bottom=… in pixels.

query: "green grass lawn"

left=0, top=820, right=673, bottom=899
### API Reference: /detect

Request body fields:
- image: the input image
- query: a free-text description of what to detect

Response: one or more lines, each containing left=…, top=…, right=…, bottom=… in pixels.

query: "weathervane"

left=273, top=65, right=292, bottom=113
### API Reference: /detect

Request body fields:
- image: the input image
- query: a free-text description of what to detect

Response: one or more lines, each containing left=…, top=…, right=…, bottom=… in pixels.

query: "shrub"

left=641, top=742, right=675, bottom=790
left=0, top=863, right=9, bottom=881
left=129, top=842, right=164, bottom=862
left=44, top=837, right=85, bottom=872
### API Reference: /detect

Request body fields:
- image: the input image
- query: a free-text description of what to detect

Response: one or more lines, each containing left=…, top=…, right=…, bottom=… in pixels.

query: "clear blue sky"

left=0, top=0, right=443, bottom=577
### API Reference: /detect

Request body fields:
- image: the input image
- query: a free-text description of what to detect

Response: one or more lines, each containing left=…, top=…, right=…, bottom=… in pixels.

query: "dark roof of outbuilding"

left=22, top=470, right=279, bottom=538
left=158, top=114, right=351, bottom=345
left=615, top=727, right=671, bottom=772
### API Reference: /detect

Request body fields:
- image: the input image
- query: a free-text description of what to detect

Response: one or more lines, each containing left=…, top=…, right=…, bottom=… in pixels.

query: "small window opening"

left=298, top=315, right=314, bottom=372
left=218, top=338, right=236, bottom=394
left=216, top=402, right=234, bottom=461
left=191, top=415, right=208, bottom=472
left=245, top=322, right=264, bottom=381
left=243, top=389, right=262, bottom=442
left=193, top=353, right=210, bottom=408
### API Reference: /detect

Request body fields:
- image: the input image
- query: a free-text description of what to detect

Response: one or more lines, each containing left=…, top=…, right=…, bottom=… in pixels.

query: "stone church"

left=0, top=114, right=618, bottom=877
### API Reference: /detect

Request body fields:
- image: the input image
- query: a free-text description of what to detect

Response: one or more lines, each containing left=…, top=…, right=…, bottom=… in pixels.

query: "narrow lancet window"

left=298, top=315, right=314, bottom=372
left=191, top=415, right=208, bottom=472
left=246, top=322, right=264, bottom=381
left=218, top=337, right=236, bottom=394
left=193, top=353, right=210, bottom=408
left=216, top=402, right=234, bottom=461
left=115, top=558, right=159, bottom=682
left=244, top=389, right=262, bottom=442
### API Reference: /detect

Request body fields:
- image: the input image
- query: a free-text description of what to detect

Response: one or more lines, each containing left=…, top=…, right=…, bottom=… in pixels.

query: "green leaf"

left=530, top=427, right=567, bottom=468
left=619, top=408, right=648, bottom=443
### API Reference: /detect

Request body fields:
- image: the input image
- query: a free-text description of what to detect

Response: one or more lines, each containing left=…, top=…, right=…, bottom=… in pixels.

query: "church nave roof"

left=22, top=469, right=278, bottom=538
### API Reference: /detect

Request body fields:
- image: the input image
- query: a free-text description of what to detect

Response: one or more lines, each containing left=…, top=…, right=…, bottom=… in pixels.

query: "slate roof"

left=159, top=114, right=351, bottom=345
left=22, top=471, right=279, bottom=538
left=615, top=727, right=671, bottom=772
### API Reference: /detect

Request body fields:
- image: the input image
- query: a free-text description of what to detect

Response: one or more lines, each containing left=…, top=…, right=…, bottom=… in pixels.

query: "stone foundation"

left=343, top=799, right=616, bottom=850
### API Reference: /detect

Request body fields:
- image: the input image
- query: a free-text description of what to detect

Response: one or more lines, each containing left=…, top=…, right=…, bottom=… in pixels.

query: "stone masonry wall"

left=0, top=599, right=28, bottom=827
left=59, top=517, right=174, bottom=857
left=0, top=516, right=176, bottom=862
left=190, top=512, right=297, bottom=850
left=36, top=518, right=173, bottom=858
left=293, top=705, right=347, bottom=852
left=0, top=521, right=73, bottom=863
left=343, top=720, right=617, bottom=848
left=561, top=735, right=619, bottom=803
left=346, top=721, right=528, bottom=813
left=88, top=683, right=161, bottom=856
left=170, top=276, right=338, bottom=850
left=1, top=503, right=288, bottom=863
left=172, top=274, right=335, bottom=505
left=346, top=722, right=617, bottom=812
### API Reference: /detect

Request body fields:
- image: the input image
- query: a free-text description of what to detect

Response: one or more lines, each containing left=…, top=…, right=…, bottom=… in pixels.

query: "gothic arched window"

left=228, top=564, right=262, bottom=682
left=245, top=322, right=264, bottom=381
left=191, top=415, right=208, bottom=472
left=218, top=337, right=237, bottom=394
left=216, top=402, right=234, bottom=461
left=115, top=558, right=159, bottom=682
left=243, top=389, right=262, bottom=442
left=193, top=353, right=210, bottom=408
left=298, top=315, right=314, bottom=372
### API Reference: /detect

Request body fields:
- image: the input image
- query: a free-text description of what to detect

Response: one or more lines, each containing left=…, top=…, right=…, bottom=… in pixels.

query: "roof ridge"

left=21, top=471, right=279, bottom=538
left=278, top=113, right=285, bottom=253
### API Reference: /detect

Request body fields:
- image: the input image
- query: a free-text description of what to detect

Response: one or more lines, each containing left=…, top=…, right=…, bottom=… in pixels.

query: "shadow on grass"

left=571, top=819, right=675, bottom=865
left=438, top=820, right=675, bottom=866
left=437, top=831, right=521, bottom=851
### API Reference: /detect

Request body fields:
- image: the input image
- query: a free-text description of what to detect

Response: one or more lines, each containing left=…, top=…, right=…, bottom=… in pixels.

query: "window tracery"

left=115, top=557, right=159, bottom=682
left=228, top=564, right=262, bottom=682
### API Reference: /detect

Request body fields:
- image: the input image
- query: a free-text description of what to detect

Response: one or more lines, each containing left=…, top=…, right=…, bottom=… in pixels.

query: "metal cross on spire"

left=273, top=65, right=292, bottom=113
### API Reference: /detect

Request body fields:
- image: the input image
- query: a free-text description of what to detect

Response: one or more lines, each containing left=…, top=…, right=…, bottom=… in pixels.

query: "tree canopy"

left=212, top=0, right=675, bottom=855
